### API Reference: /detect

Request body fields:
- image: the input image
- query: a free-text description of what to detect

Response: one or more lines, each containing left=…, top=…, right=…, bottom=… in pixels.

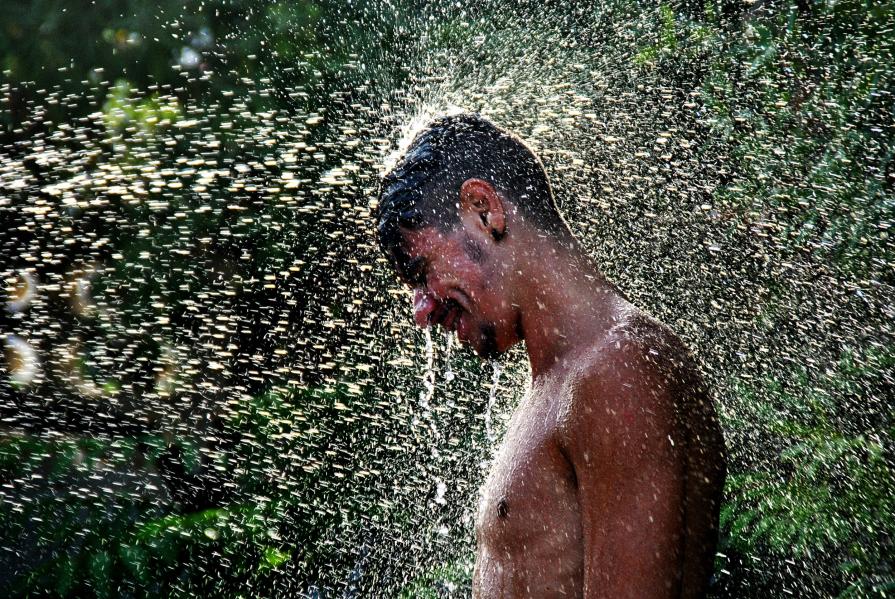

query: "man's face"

left=392, top=226, right=519, bottom=358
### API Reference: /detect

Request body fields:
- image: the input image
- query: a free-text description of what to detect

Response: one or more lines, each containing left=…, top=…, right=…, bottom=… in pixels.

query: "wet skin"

left=390, top=178, right=726, bottom=598
left=473, top=312, right=726, bottom=598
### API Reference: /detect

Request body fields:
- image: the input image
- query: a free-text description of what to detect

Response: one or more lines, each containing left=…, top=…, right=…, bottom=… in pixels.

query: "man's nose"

left=413, top=288, right=438, bottom=328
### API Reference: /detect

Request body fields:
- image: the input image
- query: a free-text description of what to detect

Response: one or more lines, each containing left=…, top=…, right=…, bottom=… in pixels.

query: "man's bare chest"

left=475, top=387, right=582, bottom=553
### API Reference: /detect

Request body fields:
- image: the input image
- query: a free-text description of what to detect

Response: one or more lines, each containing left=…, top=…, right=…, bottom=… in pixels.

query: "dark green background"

left=1, top=0, right=893, bottom=596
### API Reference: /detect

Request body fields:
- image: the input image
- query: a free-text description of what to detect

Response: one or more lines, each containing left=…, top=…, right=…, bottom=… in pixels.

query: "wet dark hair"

left=375, top=113, right=568, bottom=274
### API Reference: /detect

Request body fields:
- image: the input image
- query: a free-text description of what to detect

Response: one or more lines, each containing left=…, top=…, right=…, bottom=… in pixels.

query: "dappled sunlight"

left=1, top=0, right=892, bottom=596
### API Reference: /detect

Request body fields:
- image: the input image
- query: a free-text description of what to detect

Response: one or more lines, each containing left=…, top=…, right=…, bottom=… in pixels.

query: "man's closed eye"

left=403, top=257, right=428, bottom=287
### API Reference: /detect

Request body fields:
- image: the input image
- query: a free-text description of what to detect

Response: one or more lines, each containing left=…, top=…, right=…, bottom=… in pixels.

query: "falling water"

left=442, top=332, right=455, bottom=384
left=484, top=360, right=503, bottom=446
left=419, top=327, right=436, bottom=412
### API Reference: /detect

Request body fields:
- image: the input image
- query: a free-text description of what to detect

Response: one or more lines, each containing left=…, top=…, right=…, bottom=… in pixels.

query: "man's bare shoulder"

left=556, top=309, right=687, bottom=468
left=565, top=308, right=693, bottom=404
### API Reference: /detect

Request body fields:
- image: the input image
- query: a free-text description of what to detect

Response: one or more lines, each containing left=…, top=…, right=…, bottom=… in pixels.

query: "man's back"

left=473, top=306, right=726, bottom=598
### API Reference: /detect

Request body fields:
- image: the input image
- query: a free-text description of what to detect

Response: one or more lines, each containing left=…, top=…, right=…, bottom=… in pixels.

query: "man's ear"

left=459, top=178, right=506, bottom=241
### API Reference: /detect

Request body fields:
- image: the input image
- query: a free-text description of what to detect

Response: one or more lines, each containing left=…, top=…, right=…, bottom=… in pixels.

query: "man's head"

left=376, top=113, right=572, bottom=358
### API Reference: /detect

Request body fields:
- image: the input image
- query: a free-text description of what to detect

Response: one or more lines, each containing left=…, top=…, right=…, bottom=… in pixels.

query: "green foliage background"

left=1, top=0, right=892, bottom=596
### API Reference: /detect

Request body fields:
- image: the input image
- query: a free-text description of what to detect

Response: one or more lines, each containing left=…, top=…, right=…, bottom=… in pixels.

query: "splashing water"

left=443, top=332, right=456, bottom=383
left=484, top=360, right=504, bottom=446
left=1, top=0, right=893, bottom=596
left=419, top=327, right=437, bottom=412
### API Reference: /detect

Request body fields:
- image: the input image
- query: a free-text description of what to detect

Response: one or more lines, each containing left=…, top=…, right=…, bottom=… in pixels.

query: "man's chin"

left=455, top=318, right=501, bottom=359
left=472, top=323, right=500, bottom=360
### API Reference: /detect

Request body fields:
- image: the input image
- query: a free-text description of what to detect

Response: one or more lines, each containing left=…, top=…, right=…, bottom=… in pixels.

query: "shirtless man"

left=375, top=114, right=726, bottom=598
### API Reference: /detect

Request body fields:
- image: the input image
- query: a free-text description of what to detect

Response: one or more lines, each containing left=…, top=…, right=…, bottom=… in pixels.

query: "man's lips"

left=429, top=299, right=463, bottom=331
left=414, top=287, right=473, bottom=333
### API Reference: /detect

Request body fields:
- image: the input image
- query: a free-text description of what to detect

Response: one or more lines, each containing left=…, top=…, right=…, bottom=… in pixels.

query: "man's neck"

left=512, top=234, right=626, bottom=379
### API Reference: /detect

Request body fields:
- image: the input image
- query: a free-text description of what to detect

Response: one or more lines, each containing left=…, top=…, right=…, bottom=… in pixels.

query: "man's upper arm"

left=560, top=345, right=686, bottom=599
